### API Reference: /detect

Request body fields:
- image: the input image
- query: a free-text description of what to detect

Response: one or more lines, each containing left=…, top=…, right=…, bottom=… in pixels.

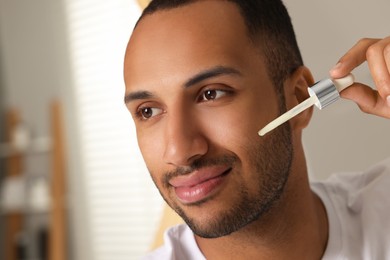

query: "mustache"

left=162, top=154, right=237, bottom=185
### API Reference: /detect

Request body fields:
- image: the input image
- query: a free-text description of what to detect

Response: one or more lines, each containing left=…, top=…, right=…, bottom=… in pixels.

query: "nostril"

left=163, top=134, right=208, bottom=167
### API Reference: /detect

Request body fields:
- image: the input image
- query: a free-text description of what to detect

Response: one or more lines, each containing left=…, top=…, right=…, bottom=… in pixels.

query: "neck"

left=195, top=142, right=328, bottom=259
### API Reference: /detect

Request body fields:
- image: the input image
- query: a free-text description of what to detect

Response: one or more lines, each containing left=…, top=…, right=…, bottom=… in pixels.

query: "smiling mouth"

left=172, top=168, right=232, bottom=205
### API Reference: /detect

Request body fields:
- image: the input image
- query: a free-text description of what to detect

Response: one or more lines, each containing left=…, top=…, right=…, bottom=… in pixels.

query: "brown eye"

left=201, top=89, right=228, bottom=101
left=141, top=107, right=153, bottom=119
left=137, top=107, right=163, bottom=120
left=204, top=90, right=217, bottom=100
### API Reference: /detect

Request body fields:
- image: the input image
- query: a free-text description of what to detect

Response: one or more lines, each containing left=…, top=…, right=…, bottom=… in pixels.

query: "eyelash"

left=134, top=87, right=233, bottom=121
left=134, top=106, right=164, bottom=121
left=197, top=88, right=231, bottom=102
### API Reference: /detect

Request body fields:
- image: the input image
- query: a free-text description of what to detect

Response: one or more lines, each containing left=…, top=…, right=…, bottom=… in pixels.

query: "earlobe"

left=284, top=66, right=315, bottom=131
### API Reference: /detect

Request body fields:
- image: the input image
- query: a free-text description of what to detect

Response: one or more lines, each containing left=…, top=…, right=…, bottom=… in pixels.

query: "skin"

left=330, top=37, right=390, bottom=118
left=124, top=1, right=390, bottom=259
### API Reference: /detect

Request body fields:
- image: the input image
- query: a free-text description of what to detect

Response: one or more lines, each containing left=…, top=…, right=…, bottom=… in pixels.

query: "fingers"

left=330, top=37, right=390, bottom=109
left=366, top=37, right=390, bottom=102
left=341, top=83, right=390, bottom=119
left=329, top=38, right=381, bottom=78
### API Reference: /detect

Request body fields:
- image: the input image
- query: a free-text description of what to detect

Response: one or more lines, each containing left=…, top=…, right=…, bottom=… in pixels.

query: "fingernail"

left=387, top=95, right=390, bottom=107
left=330, top=62, right=342, bottom=75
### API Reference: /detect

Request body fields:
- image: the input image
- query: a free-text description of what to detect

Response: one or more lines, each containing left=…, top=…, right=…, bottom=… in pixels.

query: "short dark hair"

left=138, top=0, right=303, bottom=108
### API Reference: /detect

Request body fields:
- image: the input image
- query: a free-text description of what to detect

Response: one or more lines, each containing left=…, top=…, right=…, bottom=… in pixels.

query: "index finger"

left=330, top=38, right=381, bottom=78
left=330, top=37, right=390, bottom=105
left=365, top=36, right=390, bottom=101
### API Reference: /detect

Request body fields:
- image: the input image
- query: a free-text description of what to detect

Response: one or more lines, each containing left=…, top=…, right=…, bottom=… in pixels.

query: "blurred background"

left=0, top=0, right=389, bottom=259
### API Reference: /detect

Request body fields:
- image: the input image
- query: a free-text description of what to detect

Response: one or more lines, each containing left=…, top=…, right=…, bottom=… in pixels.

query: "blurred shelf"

left=0, top=137, right=52, bottom=158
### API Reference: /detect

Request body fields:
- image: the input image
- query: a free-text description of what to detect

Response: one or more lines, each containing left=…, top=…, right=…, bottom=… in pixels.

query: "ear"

left=283, top=66, right=315, bottom=131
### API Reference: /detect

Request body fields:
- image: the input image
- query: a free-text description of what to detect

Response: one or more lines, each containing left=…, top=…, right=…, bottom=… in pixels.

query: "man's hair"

left=138, top=0, right=303, bottom=109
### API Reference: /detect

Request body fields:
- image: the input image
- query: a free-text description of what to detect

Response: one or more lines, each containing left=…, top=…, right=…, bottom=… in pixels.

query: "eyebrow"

left=124, top=65, right=241, bottom=104
left=124, top=90, right=154, bottom=104
left=184, top=66, right=241, bottom=88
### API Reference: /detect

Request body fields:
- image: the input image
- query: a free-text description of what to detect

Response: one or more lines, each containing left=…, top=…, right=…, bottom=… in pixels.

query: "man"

left=124, top=0, right=390, bottom=259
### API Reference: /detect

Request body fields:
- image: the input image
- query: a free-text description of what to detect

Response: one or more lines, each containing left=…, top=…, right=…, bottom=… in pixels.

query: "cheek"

left=202, top=109, right=260, bottom=150
left=136, top=130, right=165, bottom=171
left=201, top=94, right=279, bottom=155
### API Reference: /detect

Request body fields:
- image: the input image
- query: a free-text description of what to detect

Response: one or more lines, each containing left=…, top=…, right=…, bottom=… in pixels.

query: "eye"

left=200, top=89, right=228, bottom=101
left=136, top=106, right=163, bottom=120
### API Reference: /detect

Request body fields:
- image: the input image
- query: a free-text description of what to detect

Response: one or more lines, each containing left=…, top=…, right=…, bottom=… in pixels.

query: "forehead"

left=124, top=1, right=261, bottom=90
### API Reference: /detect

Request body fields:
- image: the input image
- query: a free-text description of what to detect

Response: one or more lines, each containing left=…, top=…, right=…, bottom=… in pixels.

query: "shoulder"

left=312, top=157, right=390, bottom=200
left=311, top=157, right=390, bottom=259
left=142, top=224, right=205, bottom=260
left=312, top=157, right=390, bottom=215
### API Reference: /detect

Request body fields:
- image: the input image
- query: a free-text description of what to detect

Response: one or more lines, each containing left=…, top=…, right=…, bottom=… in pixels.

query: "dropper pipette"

left=258, top=74, right=355, bottom=136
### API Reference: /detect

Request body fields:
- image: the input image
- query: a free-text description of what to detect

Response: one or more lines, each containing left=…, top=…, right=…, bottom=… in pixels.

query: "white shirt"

left=143, top=157, right=390, bottom=260
left=312, top=157, right=390, bottom=259
left=142, top=224, right=205, bottom=260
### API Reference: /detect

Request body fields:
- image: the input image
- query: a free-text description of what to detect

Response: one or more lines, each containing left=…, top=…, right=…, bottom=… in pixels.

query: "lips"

left=169, top=166, right=231, bottom=204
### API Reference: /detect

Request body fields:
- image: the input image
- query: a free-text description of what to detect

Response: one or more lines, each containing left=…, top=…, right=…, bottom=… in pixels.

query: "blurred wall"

left=0, top=33, right=6, bottom=260
left=0, top=0, right=88, bottom=259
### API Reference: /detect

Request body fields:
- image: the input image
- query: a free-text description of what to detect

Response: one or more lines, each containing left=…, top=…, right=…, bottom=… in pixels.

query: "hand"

left=329, top=37, right=390, bottom=119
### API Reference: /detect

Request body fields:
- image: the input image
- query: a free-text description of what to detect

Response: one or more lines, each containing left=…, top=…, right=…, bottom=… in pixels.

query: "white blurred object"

left=0, top=176, right=27, bottom=213
left=27, top=178, right=50, bottom=213
left=10, top=123, right=31, bottom=152
left=0, top=176, right=51, bottom=214
left=0, top=123, right=52, bottom=157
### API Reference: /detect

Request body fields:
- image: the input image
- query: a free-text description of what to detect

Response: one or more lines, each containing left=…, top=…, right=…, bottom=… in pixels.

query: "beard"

left=150, top=122, right=293, bottom=238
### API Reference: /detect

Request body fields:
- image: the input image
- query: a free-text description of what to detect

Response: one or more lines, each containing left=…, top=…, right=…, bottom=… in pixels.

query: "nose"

left=163, top=110, right=208, bottom=167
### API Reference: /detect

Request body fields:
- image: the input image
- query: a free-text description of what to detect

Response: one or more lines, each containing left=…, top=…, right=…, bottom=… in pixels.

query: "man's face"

left=124, top=1, right=293, bottom=238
